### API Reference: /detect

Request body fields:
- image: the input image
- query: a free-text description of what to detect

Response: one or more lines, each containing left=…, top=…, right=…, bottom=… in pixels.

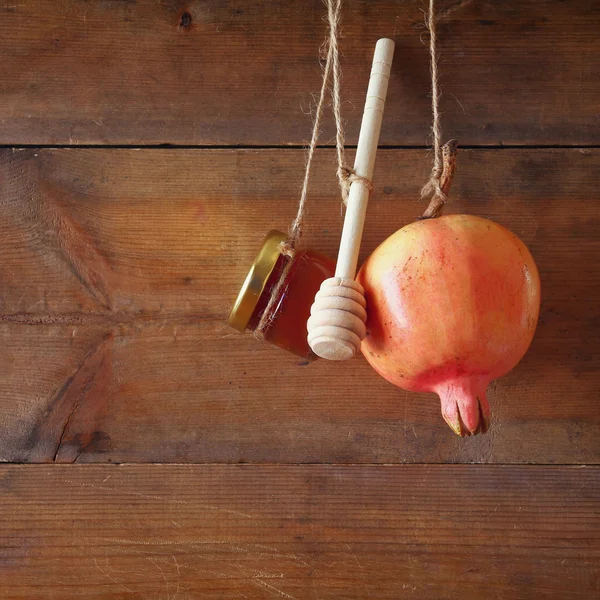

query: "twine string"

left=284, top=0, right=370, bottom=256
left=420, top=0, right=447, bottom=206
left=257, top=0, right=366, bottom=336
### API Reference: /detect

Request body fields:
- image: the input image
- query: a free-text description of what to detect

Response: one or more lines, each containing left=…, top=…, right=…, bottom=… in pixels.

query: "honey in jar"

left=228, top=231, right=336, bottom=359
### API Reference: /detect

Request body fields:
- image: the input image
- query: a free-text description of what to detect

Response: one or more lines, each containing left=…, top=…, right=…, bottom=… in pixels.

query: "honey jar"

left=229, top=231, right=336, bottom=359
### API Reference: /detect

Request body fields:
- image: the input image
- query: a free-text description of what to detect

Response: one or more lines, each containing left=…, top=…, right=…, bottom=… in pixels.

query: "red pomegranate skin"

left=357, top=214, right=540, bottom=436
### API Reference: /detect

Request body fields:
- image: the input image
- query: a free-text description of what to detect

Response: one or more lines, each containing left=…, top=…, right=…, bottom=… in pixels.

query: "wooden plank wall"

left=2, top=465, right=599, bottom=599
left=0, top=0, right=598, bottom=145
left=0, top=1, right=599, bottom=597
left=1, top=148, right=598, bottom=465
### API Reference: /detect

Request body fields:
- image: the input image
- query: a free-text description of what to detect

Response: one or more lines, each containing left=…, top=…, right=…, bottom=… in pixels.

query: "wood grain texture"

left=0, top=0, right=599, bottom=146
left=1, top=148, right=598, bottom=464
left=0, top=464, right=598, bottom=599
left=2, top=2, right=597, bottom=596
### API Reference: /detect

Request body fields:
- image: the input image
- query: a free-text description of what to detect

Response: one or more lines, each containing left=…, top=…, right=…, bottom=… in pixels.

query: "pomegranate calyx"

left=436, top=378, right=491, bottom=437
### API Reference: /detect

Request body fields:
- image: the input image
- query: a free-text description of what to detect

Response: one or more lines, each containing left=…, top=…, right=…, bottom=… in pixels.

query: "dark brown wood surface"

left=1, top=0, right=599, bottom=597
left=0, top=0, right=599, bottom=146
left=1, top=148, right=598, bottom=465
left=1, top=464, right=599, bottom=599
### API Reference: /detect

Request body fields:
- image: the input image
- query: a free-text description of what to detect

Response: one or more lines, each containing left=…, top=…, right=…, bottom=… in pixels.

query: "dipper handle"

left=308, top=38, right=394, bottom=360
left=336, top=37, right=395, bottom=279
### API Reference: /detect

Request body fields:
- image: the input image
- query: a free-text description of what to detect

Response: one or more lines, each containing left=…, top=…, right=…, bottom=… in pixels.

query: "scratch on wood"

left=344, top=543, right=364, bottom=571
left=91, top=537, right=309, bottom=570
left=312, top=580, right=321, bottom=600
left=26, top=292, right=52, bottom=311
left=109, top=548, right=235, bottom=580
left=94, top=557, right=134, bottom=593
left=60, top=481, right=253, bottom=519
left=232, top=562, right=283, bottom=580
left=172, top=554, right=181, bottom=578
left=147, top=557, right=172, bottom=599
left=253, top=578, right=297, bottom=600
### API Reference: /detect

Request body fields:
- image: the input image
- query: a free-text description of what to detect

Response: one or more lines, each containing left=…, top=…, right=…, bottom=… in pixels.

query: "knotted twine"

left=420, top=0, right=458, bottom=219
left=256, top=0, right=370, bottom=337
left=256, top=0, right=458, bottom=336
left=283, top=0, right=372, bottom=257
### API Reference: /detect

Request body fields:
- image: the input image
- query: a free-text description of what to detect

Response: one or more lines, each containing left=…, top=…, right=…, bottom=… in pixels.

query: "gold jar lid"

left=228, top=230, right=288, bottom=332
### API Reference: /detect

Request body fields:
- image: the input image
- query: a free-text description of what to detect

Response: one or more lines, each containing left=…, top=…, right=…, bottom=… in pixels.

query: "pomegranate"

left=357, top=214, right=540, bottom=436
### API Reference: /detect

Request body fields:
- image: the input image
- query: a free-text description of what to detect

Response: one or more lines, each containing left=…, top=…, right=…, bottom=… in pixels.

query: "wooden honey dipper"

left=307, top=38, right=395, bottom=360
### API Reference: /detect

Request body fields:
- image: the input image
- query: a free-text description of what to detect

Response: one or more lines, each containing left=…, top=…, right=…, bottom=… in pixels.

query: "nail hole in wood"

left=180, top=12, right=192, bottom=29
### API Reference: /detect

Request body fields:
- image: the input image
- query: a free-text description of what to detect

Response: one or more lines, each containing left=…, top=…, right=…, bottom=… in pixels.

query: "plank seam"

left=1, top=144, right=600, bottom=151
